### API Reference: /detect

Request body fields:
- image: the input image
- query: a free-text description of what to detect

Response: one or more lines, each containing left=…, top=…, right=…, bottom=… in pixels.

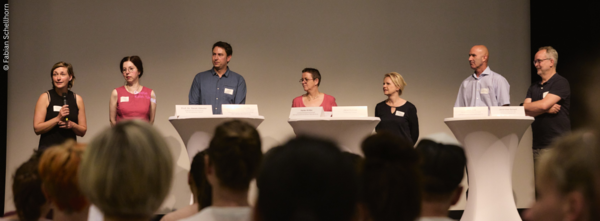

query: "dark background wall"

left=530, top=0, right=600, bottom=130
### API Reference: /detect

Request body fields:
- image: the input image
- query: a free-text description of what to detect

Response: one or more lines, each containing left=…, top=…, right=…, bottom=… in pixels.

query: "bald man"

left=455, top=45, right=510, bottom=107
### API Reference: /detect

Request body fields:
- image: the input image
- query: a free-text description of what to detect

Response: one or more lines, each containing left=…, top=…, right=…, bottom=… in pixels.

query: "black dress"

left=38, top=89, right=79, bottom=150
left=375, top=100, right=419, bottom=145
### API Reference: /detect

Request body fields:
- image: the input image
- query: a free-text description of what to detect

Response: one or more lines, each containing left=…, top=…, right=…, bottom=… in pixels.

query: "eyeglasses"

left=299, top=78, right=314, bottom=83
left=533, top=58, right=551, bottom=65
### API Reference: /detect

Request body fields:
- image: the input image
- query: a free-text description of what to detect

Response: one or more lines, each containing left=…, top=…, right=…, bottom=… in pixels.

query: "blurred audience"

left=78, top=120, right=174, bottom=221
left=3, top=150, right=50, bottom=221
left=161, top=151, right=212, bottom=221
left=182, top=120, right=262, bottom=221
left=524, top=130, right=599, bottom=221
left=38, top=140, right=89, bottom=221
left=254, top=136, right=358, bottom=221
left=415, top=139, right=466, bottom=221
left=360, top=132, right=421, bottom=221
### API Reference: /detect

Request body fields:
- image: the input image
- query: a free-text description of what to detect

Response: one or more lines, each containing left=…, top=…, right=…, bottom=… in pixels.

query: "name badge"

left=543, top=91, right=549, bottom=98
left=395, top=111, right=405, bottom=117
left=224, top=88, right=234, bottom=95
left=120, top=96, right=129, bottom=102
left=480, top=88, right=489, bottom=94
left=53, top=105, right=62, bottom=112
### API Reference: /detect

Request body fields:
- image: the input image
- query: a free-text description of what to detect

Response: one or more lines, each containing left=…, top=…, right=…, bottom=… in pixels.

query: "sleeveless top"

left=38, top=89, right=79, bottom=150
left=116, top=86, right=152, bottom=122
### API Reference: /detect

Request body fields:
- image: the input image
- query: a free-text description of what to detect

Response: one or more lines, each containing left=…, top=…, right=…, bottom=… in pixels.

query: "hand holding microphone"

left=63, top=94, right=69, bottom=121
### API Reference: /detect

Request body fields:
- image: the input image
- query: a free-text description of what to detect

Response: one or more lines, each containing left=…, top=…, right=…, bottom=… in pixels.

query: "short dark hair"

left=212, top=41, right=233, bottom=56
left=120, top=56, right=144, bottom=78
left=13, top=150, right=47, bottom=221
left=207, top=120, right=262, bottom=191
left=51, top=61, right=75, bottom=89
left=302, top=67, right=321, bottom=86
left=256, top=136, right=359, bottom=221
left=415, top=139, right=466, bottom=200
left=190, top=151, right=212, bottom=209
left=361, top=132, right=421, bottom=221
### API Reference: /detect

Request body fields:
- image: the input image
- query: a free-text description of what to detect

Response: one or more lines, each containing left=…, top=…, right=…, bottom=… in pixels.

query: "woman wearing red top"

left=291, top=68, right=337, bottom=112
left=109, top=56, right=156, bottom=126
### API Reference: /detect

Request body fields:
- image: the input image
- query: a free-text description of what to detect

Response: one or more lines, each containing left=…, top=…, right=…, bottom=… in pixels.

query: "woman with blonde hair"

left=78, top=120, right=173, bottom=221
left=374, top=72, right=419, bottom=145
left=34, top=62, right=87, bottom=150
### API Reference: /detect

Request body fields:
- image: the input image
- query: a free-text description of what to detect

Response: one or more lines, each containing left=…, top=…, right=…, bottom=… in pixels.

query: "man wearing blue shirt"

left=189, top=41, right=247, bottom=114
left=455, top=45, right=510, bottom=107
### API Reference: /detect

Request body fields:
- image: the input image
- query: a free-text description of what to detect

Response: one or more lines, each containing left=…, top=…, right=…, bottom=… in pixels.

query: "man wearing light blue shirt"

left=455, top=45, right=510, bottom=107
left=189, top=41, right=247, bottom=114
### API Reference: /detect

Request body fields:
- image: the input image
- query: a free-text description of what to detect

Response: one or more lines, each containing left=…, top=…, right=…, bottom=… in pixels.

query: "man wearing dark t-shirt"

left=524, top=46, right=571, bottom=167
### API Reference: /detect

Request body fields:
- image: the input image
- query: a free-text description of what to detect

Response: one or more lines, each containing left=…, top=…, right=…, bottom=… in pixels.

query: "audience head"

left=524, top=130, right=599, bottom=221
left=12, top=150, right=49, bottom=221
left=415, top=139, right=466, bottom=205
left=206, top=120, right=262, bottom=191
left=301, top=68, right=321, bottom=86
left=38, top=140, right=89, bottom=213
left=255, top=136, right=359, bottom=221
left=383, top=72, right=407, bottom=96
left=50, top=61, right=75, bottom=89
left=190, top=150, right=212, bottom=209
left=78, top=120, right=174, bottom=219
left=361, top=132, right=421, bottom=221
left=120, top=56, right=144, bottom=78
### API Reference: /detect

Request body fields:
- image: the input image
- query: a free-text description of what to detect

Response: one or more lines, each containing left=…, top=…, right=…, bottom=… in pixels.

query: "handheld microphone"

left=63, top=94, right=69, bottom=122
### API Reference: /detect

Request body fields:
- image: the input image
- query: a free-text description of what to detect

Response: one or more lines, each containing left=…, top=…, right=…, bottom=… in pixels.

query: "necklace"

left=126, top=85, right=141, bottom=94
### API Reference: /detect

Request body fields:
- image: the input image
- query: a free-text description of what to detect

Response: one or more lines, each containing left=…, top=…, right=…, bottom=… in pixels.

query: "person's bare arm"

left=109, top=89, right=118, bottom=126
left=149, top=90, right=157, bottom=124
left=524, top=94, right=562, bottom=117
left=33, top=93, right=64, bottom=135
left=59, top=94, right=87, bottom=136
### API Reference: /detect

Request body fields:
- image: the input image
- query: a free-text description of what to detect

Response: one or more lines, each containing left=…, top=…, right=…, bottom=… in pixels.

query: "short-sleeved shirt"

left=115, top=86, right=152, bottom=122
left=455, top=66, right=511, bottom=107
left=291, top=94, right=337, bottom=112
left=526, top=73, right=571, bottom=149
left=375, top=101, right=419, bottom=145
left=188, top=68, right=247, bottom=114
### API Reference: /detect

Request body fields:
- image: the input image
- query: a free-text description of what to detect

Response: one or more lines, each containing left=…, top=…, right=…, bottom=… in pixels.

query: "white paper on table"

left=490, top=106, right=525, bottom=117
left=453, top=107, right=489, bottom=118
left=175, top=105, right=213, bottom=117
left=289, top=107, right=324, bottom=118
left=222, top=104, right=260, bottom=116
left=332, top=106, right=368, bottom=117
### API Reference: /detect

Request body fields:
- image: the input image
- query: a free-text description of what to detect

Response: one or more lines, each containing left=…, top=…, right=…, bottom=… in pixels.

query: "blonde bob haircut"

left=384, top=72, right=407, bottom=96
left=78, top=120, right=174, bottom=219
left=537, top=130, right=598, bottom=219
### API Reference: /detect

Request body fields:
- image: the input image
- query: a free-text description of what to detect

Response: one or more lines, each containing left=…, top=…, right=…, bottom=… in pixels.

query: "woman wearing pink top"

left=291, top=68, right=337, bottom=112
left=109, top=56, right=156, bottom=126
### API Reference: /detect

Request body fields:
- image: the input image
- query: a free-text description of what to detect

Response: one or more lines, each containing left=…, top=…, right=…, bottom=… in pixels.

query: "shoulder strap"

left=46, top=91, right=51, bottom=103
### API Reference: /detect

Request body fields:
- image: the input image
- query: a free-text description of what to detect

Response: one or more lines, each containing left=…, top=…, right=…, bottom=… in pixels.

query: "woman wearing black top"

left=375, top=72, right=419, bottom=145
left=33, top=62, right=87, bottom=150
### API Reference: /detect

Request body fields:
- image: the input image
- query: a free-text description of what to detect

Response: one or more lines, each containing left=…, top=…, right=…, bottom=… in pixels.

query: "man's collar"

left=212, top=67, right=230, bottom=77
left=472, top=66, right=491, bottom=79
